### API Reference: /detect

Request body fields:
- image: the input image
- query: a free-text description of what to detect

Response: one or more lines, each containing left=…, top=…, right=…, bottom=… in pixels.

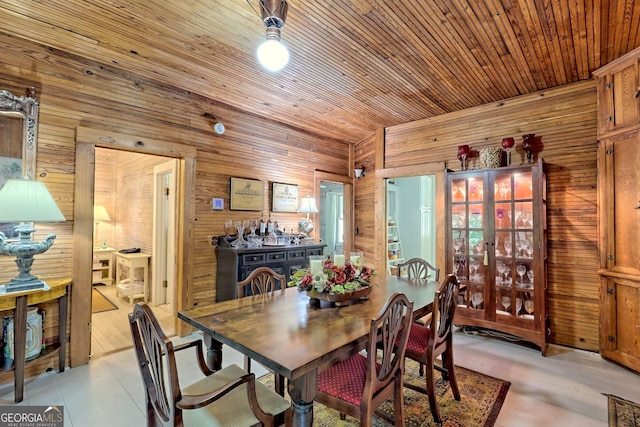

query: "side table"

left=0, top=278, right=71, bottom=402
left=115, top=252, right=150, bottom=305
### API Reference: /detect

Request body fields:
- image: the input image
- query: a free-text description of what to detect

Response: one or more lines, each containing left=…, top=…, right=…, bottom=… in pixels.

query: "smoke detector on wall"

left=213, top=122, right=225, bottom=134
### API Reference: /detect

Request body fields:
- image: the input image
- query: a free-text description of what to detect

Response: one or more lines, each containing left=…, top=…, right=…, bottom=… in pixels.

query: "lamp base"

left=0, top=227, right=56, bottom=294
left=1, top=279, right=50, bottom=294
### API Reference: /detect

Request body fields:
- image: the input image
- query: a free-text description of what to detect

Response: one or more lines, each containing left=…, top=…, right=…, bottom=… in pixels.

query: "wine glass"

left=504, top=237, right=512, bottom=257
left=515, top=239, right=524, bottom=257
left=502, top=296, right=511, bottom=313
left=453, top=237, right=465, bottom=254
left=522, top=134, right=536, bottom=164
left=527, top=269, right=534, bottom=286
left=516, top=263, right=527, bottom=285
left=515, top=297, right=522, bottom=316
left=457, top=145, right=470, bottom=171
left=224, top=219, right=233, bottom=238
left=499, top=182, right=510, bottom=200
left=470, top=259, right=480, bottom=281
left=502, top=137, right=515, bottom=166
left=471, top=292, right=483, bottom=309
left=496, top=261, right=506, bottom=284
left=524, top=300, right=534, bottom=315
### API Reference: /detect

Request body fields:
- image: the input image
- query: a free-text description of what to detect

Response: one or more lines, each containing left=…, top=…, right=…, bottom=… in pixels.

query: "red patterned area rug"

left=606, top=394, right=640, bottom=426
left=259, top=359, right=510, bottom=427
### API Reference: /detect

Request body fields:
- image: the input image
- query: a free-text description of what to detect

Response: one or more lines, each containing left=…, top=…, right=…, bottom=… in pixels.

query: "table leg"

left=288, top=369, right=317, bottom=427
left=58, top=291, right=68, bottom=373
left=14, top=295, right=27, bottom=403
left=202, top=334, right=223, bottom=371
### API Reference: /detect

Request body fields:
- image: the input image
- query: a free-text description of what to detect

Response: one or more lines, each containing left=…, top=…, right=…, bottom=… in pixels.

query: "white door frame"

left=153, top=159, right=178, bottom=307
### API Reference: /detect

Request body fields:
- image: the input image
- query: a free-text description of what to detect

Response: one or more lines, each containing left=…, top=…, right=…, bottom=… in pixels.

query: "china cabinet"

left=593, top=46, right=640, bottom=373
left=446, top=160, right=548, bottom=354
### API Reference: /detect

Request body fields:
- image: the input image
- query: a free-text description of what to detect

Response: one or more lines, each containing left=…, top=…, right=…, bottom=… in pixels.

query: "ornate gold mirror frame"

left=0, top=87, right=39, bottom=181
left=0, top=87, right=39, bottom=239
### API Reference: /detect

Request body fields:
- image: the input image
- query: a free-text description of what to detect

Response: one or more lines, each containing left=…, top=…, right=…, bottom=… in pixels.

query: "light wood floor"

left=4, top=306, right=640, bottom=426
left=90, top=284, right=174, bottom=357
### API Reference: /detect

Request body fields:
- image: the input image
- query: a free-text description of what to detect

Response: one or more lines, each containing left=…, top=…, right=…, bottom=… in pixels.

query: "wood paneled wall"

left=359, top=80, right=599, bottom=351
left=0, top=33, right=350, bottom=375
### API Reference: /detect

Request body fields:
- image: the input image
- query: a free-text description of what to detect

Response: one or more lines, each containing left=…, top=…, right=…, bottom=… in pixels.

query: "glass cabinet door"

left=494, top=171, right=536, bottom=322
left=450, top=175, right=486, bottom=313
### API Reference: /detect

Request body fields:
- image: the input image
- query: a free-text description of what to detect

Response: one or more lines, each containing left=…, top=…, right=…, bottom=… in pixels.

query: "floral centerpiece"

left=288, top=259, right=375, bottom=298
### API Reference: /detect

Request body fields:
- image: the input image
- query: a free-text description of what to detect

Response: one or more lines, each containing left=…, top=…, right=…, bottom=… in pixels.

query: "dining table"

left=178, top=274, right=438, bottom=427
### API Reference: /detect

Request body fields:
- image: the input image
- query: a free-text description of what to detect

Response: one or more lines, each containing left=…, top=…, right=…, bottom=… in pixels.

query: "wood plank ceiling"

left=1, top=0, right=639, bottom=144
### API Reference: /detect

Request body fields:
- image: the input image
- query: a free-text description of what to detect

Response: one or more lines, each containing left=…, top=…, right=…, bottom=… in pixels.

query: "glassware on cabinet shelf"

left=453, top=237, right=465, bottom=254
left=524, top=299, right=534, bottom=315
left=471, top=292, right=483, bottom=309
left=515, top=297, right=523, bottom=316
left=504, top=237, right=512, bottom=257
left=469, top=258, right=481, bottom=281
left=501, top=296, right=511, bottom=313
left=527, top=269, right=534, bottom=286
left=516, top=263, right=527, bottom=286
left=499, top=181, right=510, bottom=200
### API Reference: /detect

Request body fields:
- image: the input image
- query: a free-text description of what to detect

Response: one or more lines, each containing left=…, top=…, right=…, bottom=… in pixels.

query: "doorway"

left=153, top=160, right=178, bottom=308
left=385, top=175, right=437, bottom=273
left=90, top=148, right=177, bottom=357
left=319, top=181, right=344, bottom=257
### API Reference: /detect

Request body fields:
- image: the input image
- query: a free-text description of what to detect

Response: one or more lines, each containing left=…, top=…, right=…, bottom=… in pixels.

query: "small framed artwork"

left=212, top=198, right=224, bottom=210
left=272, top=182, right=299, bottom=212
left=230, top=177, right=264, bottom=211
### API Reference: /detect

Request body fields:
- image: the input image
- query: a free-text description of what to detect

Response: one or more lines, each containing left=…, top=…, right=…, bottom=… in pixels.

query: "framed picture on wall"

left=229, top=177, right=264, bottom=211
left=271, top=182, right=299, bottom=212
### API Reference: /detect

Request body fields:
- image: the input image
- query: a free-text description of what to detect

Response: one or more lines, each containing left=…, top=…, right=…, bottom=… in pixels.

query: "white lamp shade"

left=0, top=179, right=65, bottom=223
left=94, top=205, right=111, bottom=222
left=257, top=39, right=289, bottom=72
left=298, top=196, right=319, bottom=213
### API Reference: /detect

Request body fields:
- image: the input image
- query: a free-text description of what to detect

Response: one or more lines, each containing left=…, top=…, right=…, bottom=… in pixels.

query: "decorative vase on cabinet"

left=447, top=159, right=549, bottom=355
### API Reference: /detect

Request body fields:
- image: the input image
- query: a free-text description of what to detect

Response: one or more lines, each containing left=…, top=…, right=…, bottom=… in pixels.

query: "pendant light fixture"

left=249, top=0, right=289, bottom=72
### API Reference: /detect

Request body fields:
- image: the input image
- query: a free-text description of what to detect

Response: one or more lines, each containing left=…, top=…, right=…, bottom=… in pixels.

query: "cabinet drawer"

left=266, top=251, right=286, bottom=262
left=306, top=248, right=324, bottom=257
left=287, top=249, right=306, bottom=261
left=242, top=253, right=266, bottom=264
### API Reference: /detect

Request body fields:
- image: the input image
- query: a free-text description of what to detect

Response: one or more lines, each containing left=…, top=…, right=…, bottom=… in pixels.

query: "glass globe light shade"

left=257, top=39, right=289, bottom=72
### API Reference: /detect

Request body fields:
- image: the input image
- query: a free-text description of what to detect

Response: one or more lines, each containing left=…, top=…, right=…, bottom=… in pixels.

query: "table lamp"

left=297, top=195, right=319, bottom=245
left=0, top=178, right=66, bottom=293
left=93, top=205, right=111, bottom=249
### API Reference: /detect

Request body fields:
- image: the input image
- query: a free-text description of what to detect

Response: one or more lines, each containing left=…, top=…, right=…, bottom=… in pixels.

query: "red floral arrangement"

left=288, top=259, right=375, bottom=295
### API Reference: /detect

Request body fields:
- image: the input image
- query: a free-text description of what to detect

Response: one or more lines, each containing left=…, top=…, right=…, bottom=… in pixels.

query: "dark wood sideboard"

left=215, top=241, right=326, bottom=302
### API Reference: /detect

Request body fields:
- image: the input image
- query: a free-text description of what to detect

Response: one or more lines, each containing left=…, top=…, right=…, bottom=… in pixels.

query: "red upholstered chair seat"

left=406, top=323, right=430, bottom=353
left=318, top=353, right=380, bottom=405
left=314, top=293, right=414, bottom=426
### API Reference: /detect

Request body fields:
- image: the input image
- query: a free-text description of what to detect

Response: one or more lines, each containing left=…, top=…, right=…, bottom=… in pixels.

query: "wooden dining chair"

left=396, top=257, right=440, bottom=281
left=237, top=266, right=286, bottom=298
left=315, top=292, right=414, bottom=427
left=129, top=303, right=291, bottom=427
left=402, top=274, right=461, bottom=423
left=237, top=266, right=286, bottom=395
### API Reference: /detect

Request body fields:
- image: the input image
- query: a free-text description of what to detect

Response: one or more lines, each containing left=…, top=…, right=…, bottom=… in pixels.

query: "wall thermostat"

left=213, top=122, right=225, bottom=134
